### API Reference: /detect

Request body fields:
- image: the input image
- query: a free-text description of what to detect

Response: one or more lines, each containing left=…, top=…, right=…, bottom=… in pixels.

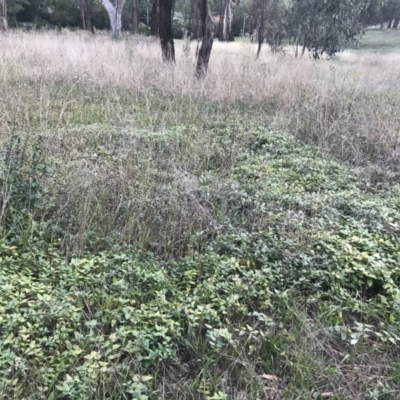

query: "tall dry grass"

left=1, top=30, right=400, bottom=167
left=0, top=30, right=399, bottom=255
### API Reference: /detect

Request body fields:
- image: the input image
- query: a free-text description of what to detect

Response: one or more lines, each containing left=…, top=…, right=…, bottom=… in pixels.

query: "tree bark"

left=189, top=0, right=201, bottom=39
left=393, top=18, right=399, bottom=29
left=256, top=0, right=267, bottom=58
left=388, top=19, right=393, bottom=29
left=132, top=0, right=139, bottom=33
left=150, top=0, right=158, bottom=36
left=196, top=0, right=214, bottom=77
left=219, top=0, right=236, bottom=41
left=81, top=0, right=86, bottom=30
left=81, top=0, right=93, bottom=32
left=251, top=28, right=257, bottom=43
left=0, top=0, right=8, bottom=31
left=102, top=0, right=126, bottom=38
left=86, top=0, right=93, bottom=32
left=159, top=0, right=175, bottom=62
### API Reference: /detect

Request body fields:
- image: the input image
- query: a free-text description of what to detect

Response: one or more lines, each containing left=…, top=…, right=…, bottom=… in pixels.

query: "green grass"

left=357, top=28, right=400, bottom=52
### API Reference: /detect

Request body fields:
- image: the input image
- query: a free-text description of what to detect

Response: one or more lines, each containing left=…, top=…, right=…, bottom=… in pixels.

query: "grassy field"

left=356, top=28, right=400, bottom=52
left=0, top=29, right=399, bottom=399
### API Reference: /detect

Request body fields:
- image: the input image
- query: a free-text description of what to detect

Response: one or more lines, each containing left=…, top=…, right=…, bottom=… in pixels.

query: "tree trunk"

left=159, top=0, right=175, bottom=62
left=81, top=0, right=93, bottom=31
left=393, top=18, right=399, bottom=29
left=256, top=0, right=266, bottom=58
left=388, top=19, right=393, bottom=29
left=189, top=0, right=201, bottom=39
left=86, top=0, right=93, bottom=32
left=219, top=0, right=235, bottom=41
left=81, top=0, right=86, bottom=30
left=0, top=0, right=8, bottom=31
left=102, top=0, right=126, bottom=38
left=132, top=0, right=139, bottom=33
left=251, top=28, right=257, bottom=43
left=149, top=0, right=158, bottom=36
left=196, top=0, right=214, bottom=77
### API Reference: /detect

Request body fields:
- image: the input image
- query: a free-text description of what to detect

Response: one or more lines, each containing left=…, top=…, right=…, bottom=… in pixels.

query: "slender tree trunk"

left=388, top=19, right=393, bottom=29
left=218, top=0, right=224, bottom=40
left=249, top=0, right=257, bottom=41
left=256, top=0, right=266, bottom=58
left=251, top=28, right=257, bottom=43
left=150, top=0, right=158, bottom=35
left=159, top=0, right=175, bottom=62
left=189, top=0, right=201, bottom=39
left=81, top=0, right=86, bottom=30
left=132, top=0, right=139, bottom=33
left=293, top=43, right=299, bottom=58
left=81, top=0, right=93, bottom=31
left=86, top=0, right=93, bottom=32
left=219, top=0, right=235, bottom=41
left=227, top=0, right=237, bottom=41
left=102, top=0, right=126, bottom=38
left=301, top=42, right=306, bottom=57
left=393, top=18, right=399, bottom=29
left=0, top=0, right=8, bottom=31
left=196, top=0, right=214, bottom=77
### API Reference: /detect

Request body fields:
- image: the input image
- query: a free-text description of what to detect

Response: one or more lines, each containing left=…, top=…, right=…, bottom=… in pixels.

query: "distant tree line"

left=1, top=0, right=399, bottom=37
left=1, top=0, right=400, bottom=74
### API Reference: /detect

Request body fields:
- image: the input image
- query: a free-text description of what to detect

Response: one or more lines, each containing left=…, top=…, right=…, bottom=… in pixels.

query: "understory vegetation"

left=0, top=30, right=400, bottom=399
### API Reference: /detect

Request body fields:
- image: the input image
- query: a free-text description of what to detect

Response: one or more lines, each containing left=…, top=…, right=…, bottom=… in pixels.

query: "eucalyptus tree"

left=219, top=0, right=236, bottom=41
left=0, top=0, right=8, bottom=30
left=252, top=0, right=370, bottom=58
left=382, top=0, right=400, bottom=28
left=159, top=0, right=174, bottom=61
left=196, top=0, right=214, bottom=76
left=285, top=0, right=367, bottom=58
left=81, top=0, right=93, bottom=31
left=102, top=0, right=126, bottom=37
left=131, top=0, right=138, bottom=32
left=149, top=0, right=157, bottom=35
left=186, top=0, right=201, bottom=38
left=6, top=0, right=29, bottom=27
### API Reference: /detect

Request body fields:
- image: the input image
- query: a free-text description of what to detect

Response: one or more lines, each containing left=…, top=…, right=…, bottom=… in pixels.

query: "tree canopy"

left=3, top=0, right=400, bottom=56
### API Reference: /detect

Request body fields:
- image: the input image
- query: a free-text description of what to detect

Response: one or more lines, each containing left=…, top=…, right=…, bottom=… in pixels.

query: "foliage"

left=263, top=0, right=288, bottom=52
left=1, top=126, right=400, bottom=398
left=7, top=0, right=400, bottom=45
left=282, top=0, right=366, bottom=57
left=6, top=0, right=29, bottom=15
left=48, top=0, right=81, bottom=27
left=0, top=135, right=49, bottom=236
left=173, top=11, right=185, bottom=39
left=138, top=20, right=149, bottom=34
left=382, top=0, right=400, bottom=23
